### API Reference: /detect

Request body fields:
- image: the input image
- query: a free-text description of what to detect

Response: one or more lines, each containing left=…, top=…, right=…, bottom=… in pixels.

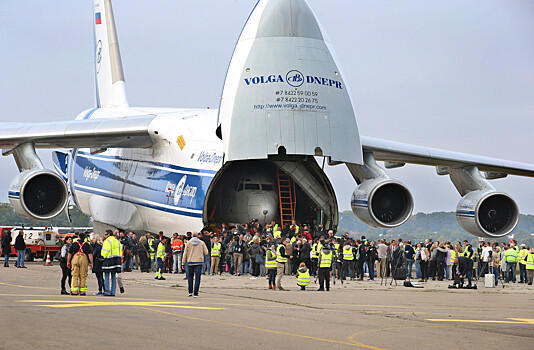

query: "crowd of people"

left=3, top=220, right=534, bottom=296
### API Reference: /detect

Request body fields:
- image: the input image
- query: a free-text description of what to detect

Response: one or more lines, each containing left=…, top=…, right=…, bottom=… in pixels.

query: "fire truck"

left=0, top=226, right=92, bottom=261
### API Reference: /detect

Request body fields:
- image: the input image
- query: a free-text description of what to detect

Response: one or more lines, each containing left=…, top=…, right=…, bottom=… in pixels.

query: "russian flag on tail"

left=95, top=12, right=102, bottom=25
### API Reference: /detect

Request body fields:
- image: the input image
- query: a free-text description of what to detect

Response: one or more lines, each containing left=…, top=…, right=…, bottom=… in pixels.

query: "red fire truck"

left=0, top=226, right=92, bottom=261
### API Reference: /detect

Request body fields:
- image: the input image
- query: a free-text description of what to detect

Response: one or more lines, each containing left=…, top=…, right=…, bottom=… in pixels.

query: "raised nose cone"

left=254, top=0, right=323, bottom=40
left=219, top=0, right=363, bottom=165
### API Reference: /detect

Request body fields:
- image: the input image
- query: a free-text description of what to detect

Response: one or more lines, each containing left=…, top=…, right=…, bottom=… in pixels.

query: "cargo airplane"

left=2, top=0, right=534, bottom=238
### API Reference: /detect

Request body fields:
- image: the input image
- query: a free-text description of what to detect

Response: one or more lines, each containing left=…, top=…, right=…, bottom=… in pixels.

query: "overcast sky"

left=1, top=0, right=533, bottom=215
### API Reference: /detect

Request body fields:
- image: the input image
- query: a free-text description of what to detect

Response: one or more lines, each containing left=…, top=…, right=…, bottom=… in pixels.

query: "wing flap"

left=361, top=136, right=534, bottom=178
left=0, top=116, right=155, bottom=150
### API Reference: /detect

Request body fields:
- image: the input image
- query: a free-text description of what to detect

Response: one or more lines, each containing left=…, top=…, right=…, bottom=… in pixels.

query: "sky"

left=1, top=0, right=533, bottom=215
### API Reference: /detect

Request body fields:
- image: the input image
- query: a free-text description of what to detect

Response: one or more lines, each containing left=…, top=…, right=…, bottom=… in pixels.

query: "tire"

left=25, top=249, right=34, bottom=262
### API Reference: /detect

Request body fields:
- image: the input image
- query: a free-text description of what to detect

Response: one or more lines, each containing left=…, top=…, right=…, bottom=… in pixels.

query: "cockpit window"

left=261, top=184, right=273, bottom=191
left=244, top=183, right=260, bottom=190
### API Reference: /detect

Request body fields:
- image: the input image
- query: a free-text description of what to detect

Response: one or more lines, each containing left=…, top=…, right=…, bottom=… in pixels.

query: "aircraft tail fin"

left=93, top=0, right=129, bottom=108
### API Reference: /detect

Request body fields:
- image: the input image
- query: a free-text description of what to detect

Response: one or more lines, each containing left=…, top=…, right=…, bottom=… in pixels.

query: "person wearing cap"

left=317, top=244, right=332, bottom=291
left=517, top=244, right=529, bottom=283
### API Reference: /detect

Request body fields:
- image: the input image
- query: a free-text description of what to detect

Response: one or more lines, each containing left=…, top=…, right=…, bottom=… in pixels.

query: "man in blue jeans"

left=14, top=231, right=26, bottom=268
left=101, top=230, right=122, bottom=296
left=182, top=232, right=208, bottom=297
left=404, top=241, right=415, bottom=279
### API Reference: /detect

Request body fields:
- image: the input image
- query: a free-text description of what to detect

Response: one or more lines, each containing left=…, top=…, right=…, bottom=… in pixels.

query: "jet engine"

left=8, top=169, right=68, bottom=220
left=456, top=190, right=519, bottom=238
left=351, top=178, right=414, bottom=228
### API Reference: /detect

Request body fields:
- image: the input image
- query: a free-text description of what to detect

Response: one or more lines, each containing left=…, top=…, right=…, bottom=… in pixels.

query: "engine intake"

left=351, top=179, right=413, bottom=228
left=456, top=190, right=519, bottom=238
left=8, top=169, right=68, bottom=220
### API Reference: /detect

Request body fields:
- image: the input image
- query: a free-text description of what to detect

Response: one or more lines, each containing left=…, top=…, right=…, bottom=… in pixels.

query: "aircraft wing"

left=361, top=136, right=534, bottom=178
left=0, top=115, right=155, bottom=151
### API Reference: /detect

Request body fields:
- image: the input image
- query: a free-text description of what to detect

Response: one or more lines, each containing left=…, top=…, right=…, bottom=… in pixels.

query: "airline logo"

left=165, top=176, right=198, bottom=206
left=95, top=12, right=102, bottom=25
left=83, top=167, right=100, bottom=181
left=244, top=70, right=342, bottom=90
left=197, top=151, right=223, bottom=165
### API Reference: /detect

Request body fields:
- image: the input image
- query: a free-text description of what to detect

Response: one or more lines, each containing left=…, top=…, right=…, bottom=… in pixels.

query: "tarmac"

left=1, top=261, right=533, bottom=349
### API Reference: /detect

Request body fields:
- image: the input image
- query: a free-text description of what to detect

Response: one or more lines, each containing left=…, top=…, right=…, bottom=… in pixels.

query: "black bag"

left=54, top=251, right=64, bottom=263
left=393, top=266, right=407, bottom=280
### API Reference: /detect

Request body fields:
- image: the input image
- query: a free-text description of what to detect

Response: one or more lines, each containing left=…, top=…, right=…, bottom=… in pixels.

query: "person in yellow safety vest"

left=101, top=229, right=121, bottom=296
left=266, top=243, right=277, bottom=289
left=517, top=244, right=529, bottom=283
left=504, top=244, right=518, bottom=283
left=67, top=232, right=93, bottom=296
left=317, top=245, right=332, bottom=291
left=148, top=235, right=155, bottom=262
left=155, top=238, right=166, bottom=280
left=290, top=220, right=299, bottom=236
left=210, top=237, right=221, bottom=275
left=296, top=262, right=310, bottom=290
left=311, top=240, right=319, bottom=276
left=275, top=239, right=290, bottom=291
left=525, top=248, right=534, bottom=285
left=341, top=242, right=354, bottom=281
left=450, top=247, right=458, bottom=280
left=463, top=240, right=474, bottom=260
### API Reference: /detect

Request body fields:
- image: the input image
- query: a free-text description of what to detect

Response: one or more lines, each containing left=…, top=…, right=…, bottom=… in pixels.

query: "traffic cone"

left=45, top=252, right=52, bottom=266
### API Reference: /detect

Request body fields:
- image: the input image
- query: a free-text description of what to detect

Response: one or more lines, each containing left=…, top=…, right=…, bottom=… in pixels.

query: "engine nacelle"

left=351, top=179, right=414, bottom=228
left=456, top=190, right=519, bottom=238
left=8, top=169, right=68, bottom=220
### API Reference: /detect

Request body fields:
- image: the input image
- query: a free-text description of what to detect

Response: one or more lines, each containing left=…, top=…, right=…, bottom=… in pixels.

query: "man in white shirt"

left=481, top=241, right=492, bottom=276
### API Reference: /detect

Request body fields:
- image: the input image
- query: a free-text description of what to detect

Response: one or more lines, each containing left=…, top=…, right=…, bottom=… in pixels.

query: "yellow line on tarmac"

left=139, top=306, right=384, bottom=349
left=427, top=318, right=534, bottom=325
left=16, top=300, right=223, bottom=310
left=0, top=282, right=55, bottom=290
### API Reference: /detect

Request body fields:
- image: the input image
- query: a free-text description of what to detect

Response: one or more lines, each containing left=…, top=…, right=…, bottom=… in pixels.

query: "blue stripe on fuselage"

left=72, top=151, right=216, bottom=217
left=77, top=151, right=218, bottom=175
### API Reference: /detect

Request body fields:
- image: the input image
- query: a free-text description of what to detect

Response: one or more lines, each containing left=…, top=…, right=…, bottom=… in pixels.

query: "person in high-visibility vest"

left=504, top=245, right=518, bottom=283
left=266, top=243, right=277, bottom=289
left=450, top=247, right=458, bottom=281
left=273, top=223, right=282, bottom=240
left=341, top=242, right=354, bottom=281
left=311, top=239, right=319, bottom=276
left=148, top=234, right=155, bottom=262
left=210, top=237, right=222, bottom=275
left=275, top=239, right=290, bottom=290
left=317, top=245, right=332, bottom=291
left=296, top=262, right=310, bottom=290
left=525, top=247, right=534, bottom=286
left=101, top=230, right=121, bottom=296
left=67, top=232, right=94, bottom=296
left=517, top=244, right=529, bottom=283
left=155, top=237, right=166, bottom=280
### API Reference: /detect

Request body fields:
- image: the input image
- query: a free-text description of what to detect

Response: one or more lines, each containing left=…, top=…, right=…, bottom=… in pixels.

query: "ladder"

left=276, top=168, right=296, bottom=227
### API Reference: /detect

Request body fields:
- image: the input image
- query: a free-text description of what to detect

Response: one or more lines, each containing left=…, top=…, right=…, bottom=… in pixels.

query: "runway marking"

left=139, top=306, right=384, bottom=349
left=0, top=282, right=55, bottom=290
left=16, top=300, right=223, bottom=310
left=427, top=318, right=534, bottom=325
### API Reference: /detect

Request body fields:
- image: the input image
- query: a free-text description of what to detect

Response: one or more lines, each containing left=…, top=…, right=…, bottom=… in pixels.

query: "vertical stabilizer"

left=93, top=0, right=129, bottom=108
